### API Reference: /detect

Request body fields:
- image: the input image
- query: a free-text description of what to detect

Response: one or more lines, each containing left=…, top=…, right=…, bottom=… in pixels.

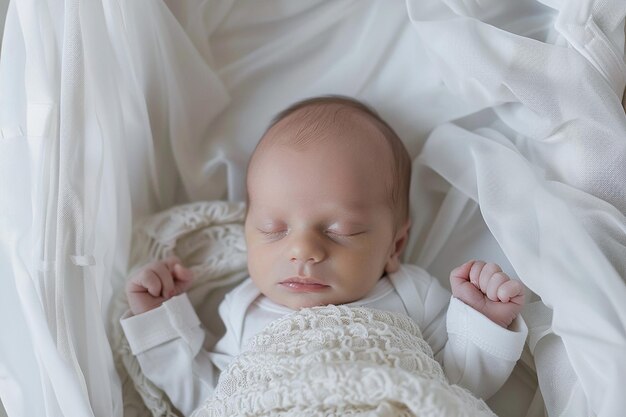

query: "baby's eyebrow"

left=339, top=196, right=387, bottom=210
left=326, top=204, right=377, bottom=219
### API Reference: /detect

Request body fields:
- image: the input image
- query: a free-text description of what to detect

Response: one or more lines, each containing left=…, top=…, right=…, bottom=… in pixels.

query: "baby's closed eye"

left=256, top=222, right=288, bottom=240
left=325, top=223, right=368, bottom=238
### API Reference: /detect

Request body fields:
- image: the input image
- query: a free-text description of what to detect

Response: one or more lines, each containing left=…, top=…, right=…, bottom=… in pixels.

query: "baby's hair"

left=251, top=95, right=412, bottom=228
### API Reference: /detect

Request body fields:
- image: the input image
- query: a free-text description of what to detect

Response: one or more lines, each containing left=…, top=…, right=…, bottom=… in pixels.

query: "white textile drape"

left=1, top=1, right=226, bottom=416
left=408, top=1, right=626, bottom=415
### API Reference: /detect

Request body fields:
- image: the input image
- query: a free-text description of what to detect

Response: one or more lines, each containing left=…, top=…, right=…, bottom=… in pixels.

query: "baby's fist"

left=450, top=260, right=525, bottom=328
left=126, top=256, right=194, bottom=315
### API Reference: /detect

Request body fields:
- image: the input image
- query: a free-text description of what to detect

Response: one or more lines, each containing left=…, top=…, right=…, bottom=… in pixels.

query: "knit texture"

left=192, top=305, right=496, bottom=417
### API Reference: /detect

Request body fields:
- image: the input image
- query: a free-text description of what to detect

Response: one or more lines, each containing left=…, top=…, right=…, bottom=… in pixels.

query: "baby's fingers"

left=496, top=280, right=524, bottom=303
left=468, top=261, right=486, bottom=287
left=152, top=261, right=176, bottom=298
left=486, top=272, right=509, bottom=301
left=129, top=270, right=162, bottom=297
left=478, top=262, right=502, bottom=294
left=164, top=256, right=193, bottom=283
left=173, top=264, right=194, bottom=294
left=164, top=256, right=182, bottom=272
left=173, top=263, right=194, bottom=282
left=450, top=260, right=476, bottom=287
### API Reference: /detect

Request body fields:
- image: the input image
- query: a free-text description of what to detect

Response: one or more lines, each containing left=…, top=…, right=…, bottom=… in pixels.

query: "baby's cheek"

left=247, top=251, right=270, bottom=283
left=350, top=257, right=384, bottom=293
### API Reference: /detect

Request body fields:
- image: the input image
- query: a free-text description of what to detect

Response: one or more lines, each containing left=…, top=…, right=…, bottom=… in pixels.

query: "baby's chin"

left=266, top=290, right=359, bottom=311
left=275, top=296, right=330, bottom=311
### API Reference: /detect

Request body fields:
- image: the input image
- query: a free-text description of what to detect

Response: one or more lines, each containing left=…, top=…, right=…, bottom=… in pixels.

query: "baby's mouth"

left=279, top=277, right=330, bottom=292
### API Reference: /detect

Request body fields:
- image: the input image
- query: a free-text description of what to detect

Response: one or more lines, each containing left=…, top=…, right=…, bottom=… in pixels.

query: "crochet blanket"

left=111, top=201, right=249, bottom=417
left=192, top=305, right=496, bottom=417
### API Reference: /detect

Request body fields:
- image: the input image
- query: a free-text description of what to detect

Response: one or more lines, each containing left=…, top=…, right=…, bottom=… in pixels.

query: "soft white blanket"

left=192, top=305, right=495, bottom=417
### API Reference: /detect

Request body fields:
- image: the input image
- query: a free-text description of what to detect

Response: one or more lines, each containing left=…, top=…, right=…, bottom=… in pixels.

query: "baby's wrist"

left=128, top=297, right=165, bottom=316
left=484, top=309, right=518, bottom=329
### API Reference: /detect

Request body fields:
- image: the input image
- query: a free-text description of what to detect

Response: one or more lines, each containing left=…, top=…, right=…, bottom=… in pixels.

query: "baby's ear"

left=384, top=219, right=411, bottom=274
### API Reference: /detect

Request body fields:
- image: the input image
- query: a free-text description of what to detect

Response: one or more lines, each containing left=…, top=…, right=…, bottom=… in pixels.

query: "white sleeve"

left=120, top=293, right=237, bottom=416
left=420, top=278, right=528, bottom=399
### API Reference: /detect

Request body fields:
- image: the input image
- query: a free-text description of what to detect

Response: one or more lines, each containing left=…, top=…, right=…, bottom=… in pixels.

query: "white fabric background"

left=0, top=1, right=624, bottom=416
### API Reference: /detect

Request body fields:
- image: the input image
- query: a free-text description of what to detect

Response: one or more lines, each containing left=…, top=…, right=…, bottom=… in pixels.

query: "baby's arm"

left=121, top=257, right=229, bottom=415
left=416, top=262, right=527, bottom=399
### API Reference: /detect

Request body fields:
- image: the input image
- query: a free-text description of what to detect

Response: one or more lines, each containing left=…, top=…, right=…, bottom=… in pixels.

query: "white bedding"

left=0, top=1, right=625, bottom=417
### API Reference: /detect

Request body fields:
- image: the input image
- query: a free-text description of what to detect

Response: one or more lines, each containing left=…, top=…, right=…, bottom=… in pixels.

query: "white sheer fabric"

left=1, top=1, right=225, bottom=416
left=0, top=0, right=624, bottom=416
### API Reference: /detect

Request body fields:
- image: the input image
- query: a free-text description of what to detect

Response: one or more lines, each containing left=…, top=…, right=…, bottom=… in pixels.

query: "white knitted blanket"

left=112, top=201, right=249, bottom=417
left=192, top=305, right=496, bottom=417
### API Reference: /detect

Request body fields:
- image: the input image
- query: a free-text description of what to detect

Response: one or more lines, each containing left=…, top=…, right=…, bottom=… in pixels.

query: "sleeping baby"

left=122, top=96, right=528, bottom=416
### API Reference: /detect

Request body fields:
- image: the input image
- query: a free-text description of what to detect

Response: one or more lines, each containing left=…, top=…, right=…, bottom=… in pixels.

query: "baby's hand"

left=449, top=260, right=525, bottom=328
left=125, top=256, right=194, bottom=315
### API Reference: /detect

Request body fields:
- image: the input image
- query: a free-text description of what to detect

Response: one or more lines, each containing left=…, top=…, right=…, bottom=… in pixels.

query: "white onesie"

left=121, top=264, right=528, bottom=416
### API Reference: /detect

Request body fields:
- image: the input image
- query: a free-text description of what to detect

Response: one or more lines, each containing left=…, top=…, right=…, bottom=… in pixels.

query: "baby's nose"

left=288, top=231, right=326, bottom=264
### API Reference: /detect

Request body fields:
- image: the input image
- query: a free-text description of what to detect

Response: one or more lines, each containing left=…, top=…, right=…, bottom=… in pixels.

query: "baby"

left=122, top=96, right=527, bottom=416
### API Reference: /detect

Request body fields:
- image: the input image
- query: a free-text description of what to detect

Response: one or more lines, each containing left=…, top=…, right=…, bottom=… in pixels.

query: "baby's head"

left=245, top=96, right=412, bottom=309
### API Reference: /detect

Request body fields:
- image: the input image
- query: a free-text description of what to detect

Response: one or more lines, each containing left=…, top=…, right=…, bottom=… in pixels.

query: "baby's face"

left=245, top=126, right=402, bottom=310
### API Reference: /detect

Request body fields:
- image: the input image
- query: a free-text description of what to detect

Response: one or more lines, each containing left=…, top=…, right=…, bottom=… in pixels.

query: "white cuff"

left=447, top=297, right=528, bottom=361
left=120, top=294, right=200, bottom=355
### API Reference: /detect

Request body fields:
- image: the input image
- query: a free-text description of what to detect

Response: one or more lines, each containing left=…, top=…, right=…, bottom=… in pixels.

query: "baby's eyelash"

left=257, top=228, right=287, bottom=238
left=325, top=230, right=365, bottom=238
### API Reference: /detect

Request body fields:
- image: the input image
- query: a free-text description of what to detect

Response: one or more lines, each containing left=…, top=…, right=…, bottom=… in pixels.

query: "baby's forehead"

left=248, top=105, right=395, bottom=197
left=260, top=102, right=390, bottom=151
left=279, top=101, right=373, bottom=126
